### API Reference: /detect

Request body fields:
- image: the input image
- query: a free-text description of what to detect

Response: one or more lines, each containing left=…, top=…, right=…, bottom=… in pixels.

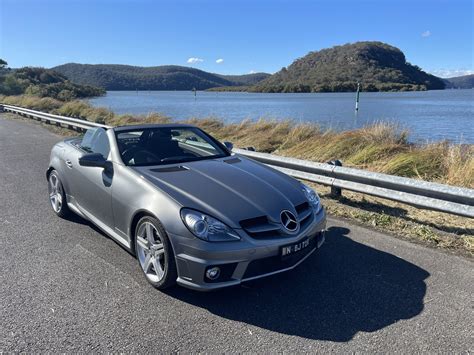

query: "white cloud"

left=187, top=57, right=204, bottom=64
left=249, top=70, right=256, bottom=74
left=421, top=30, right=431, bottom=38
left=428, top=68, right=474, bottom=78
left=216, top=58, right=224, bottom=64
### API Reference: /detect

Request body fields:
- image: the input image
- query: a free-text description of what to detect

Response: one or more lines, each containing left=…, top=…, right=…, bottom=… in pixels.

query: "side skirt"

left=67, top=202, right=131, bottom=250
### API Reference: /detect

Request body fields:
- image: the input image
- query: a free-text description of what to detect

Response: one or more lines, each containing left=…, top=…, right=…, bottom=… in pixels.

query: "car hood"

left=132, top=155, right=307, bottom=228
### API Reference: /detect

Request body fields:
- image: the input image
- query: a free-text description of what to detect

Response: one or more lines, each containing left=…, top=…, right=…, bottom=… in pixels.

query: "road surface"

left=0, top=115, right=472, bottom=352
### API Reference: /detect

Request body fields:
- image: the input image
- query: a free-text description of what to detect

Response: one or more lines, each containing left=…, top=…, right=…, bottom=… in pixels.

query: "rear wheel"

left=48, top=170, right=70, bottom=218
left=135, top=216, right=177, bottom=290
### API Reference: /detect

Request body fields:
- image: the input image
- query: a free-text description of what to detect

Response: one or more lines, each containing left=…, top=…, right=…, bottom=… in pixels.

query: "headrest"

left=148, top=129, right=172, bottom=142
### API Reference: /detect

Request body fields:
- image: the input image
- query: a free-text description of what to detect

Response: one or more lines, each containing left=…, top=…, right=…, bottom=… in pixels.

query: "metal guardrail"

left=2, top=104, right=473, bottom=218
left=2, top=104, right=111, bottom=130
left=234, top=149, right=474, bottom=218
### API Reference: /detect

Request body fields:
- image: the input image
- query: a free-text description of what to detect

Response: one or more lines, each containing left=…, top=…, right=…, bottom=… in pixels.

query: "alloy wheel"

left=136, top=221, right=166, bottom=283
left=48, top=173, right=63, bottom=213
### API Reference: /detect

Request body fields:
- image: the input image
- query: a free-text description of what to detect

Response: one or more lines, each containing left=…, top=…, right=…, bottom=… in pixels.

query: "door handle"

left=65, top=160, right=73, bottom=169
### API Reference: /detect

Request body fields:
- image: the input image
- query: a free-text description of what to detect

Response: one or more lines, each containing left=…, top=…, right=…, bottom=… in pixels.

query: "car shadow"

left=61, top=211, right=112, bottom=239
left=166, top=226, right=429, bottom=342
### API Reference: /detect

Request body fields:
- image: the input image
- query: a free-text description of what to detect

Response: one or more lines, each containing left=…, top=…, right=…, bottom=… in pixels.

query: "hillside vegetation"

left=53, top=63, right=270, bottom=90
left=0, top=61, right=104, bottom=100
left=443, top=74, right=474, bottom=89
left=50, top=43, right=459, bottom=93
left=251, top=42, right=446, bottom=92
left=216, top=72, right=271, bottom=85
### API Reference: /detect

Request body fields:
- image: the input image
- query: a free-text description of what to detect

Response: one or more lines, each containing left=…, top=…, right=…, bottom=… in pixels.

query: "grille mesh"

left=239, top=201, right=314, bottom=239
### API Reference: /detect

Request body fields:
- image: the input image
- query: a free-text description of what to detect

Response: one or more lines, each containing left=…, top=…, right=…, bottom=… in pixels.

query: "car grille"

left=239, top=201, right=314, bottom=239
left=242, top=234, right=318, bottom=279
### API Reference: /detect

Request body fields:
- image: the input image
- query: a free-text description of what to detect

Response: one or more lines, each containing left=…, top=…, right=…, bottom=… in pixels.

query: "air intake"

left=150, top=166, right=188, bottom=173
left=223, top=157, right=241, bottom=164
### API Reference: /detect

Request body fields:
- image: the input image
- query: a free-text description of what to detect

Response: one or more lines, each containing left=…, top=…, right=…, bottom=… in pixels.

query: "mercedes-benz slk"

left=47, top=124, right=326, bottom=290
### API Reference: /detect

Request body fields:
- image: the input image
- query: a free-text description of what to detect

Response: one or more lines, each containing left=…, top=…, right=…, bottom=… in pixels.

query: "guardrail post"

left=328, top=160, right=342, bottom=198
left=0, top=105, right=4, bottom=112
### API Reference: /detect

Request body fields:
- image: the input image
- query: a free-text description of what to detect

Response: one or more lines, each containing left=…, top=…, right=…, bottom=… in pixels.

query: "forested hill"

left=0, top=65, right=105, bottom=100
left=53, top=63, right=270, bottom=90
left=251, top=42, right=446, bottom=92
left=216, top=72, right=271, bottom=85
left=443, top=74, right=474, bottom=89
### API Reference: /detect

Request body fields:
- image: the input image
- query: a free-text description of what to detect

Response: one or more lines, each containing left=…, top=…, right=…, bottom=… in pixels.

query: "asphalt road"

left=0, top=115, right=473, bottom=352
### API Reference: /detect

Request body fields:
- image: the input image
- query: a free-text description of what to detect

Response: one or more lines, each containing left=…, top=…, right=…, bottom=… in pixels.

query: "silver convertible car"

left=47, top=124, right=326, bottom=290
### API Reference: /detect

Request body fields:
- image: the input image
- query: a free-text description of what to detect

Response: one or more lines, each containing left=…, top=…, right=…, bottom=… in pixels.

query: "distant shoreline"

left=92, top=88, right=470, bottom=93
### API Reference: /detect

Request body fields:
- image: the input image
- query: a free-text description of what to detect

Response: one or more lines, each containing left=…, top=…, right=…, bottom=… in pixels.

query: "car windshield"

left=115, top=127, right=230, bottom=166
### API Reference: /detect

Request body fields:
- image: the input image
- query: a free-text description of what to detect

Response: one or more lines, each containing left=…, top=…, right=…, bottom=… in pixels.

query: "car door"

left=62, top=130, right=95, bottom=201
left=72, top=128, right=114, bottom=228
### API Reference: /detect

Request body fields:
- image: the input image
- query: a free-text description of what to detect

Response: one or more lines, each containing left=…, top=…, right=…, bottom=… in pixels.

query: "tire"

left=135, top=216, right=177, bottom=290
left=48, top=170, right=70, bottom=218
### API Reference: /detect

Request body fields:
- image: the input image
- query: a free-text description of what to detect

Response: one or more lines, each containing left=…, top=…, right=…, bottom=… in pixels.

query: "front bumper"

left=170, top=208, right=327, bottom=291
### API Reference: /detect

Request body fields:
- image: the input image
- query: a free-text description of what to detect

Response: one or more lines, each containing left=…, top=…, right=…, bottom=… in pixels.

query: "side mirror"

left=79, top=153, right=107, bottom=168
left=223, top=141, right=234, bottom=152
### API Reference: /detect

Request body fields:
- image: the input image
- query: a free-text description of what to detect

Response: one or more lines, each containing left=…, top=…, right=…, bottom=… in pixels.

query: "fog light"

left=206, top=267, right=221, bottom=280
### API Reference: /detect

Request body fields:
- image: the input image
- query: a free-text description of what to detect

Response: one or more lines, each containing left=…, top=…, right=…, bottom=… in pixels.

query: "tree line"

left=0, top=60, right=105, bottom=100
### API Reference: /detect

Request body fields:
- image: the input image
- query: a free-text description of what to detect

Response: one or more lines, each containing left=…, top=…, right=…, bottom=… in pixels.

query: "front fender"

left=47, top=143, right=70, bottom=194
left=110, top=164, right=184, bottom=248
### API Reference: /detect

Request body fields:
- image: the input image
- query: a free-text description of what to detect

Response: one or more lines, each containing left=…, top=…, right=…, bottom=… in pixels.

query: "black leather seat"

left=145, top=130, right=183, bottom=159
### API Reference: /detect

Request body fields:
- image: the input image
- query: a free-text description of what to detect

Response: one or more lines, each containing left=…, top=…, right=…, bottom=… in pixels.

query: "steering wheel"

left=122, top=147, right=160, bottom=165
left=121, top=146, right=141, bottom=163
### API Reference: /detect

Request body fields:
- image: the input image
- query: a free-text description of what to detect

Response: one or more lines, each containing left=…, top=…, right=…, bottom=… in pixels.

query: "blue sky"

left=0, top=0, right=472, bottom=77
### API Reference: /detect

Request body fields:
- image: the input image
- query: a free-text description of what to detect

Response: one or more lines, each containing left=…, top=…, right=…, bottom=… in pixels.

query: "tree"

left=0, top=66, right=105, bottom=99
left=1, top=74, right=24, bottom=95
left=0, top=59, right=7, bottom=69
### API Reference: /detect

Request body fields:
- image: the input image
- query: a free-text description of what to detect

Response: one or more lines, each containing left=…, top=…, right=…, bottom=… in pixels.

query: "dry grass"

left=192, top=118, right=473, bottom=188
left=0, top=95, right=63, bottom=111
left=55, top=101, right=114, bottom=124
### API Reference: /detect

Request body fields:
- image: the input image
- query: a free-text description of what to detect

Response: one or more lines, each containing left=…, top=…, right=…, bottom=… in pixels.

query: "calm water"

left=89, top=89, right=474, bottom=143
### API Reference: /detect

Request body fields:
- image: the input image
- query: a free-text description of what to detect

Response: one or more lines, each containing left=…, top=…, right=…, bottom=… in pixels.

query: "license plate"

left=281, top=238, right=310, bottom=257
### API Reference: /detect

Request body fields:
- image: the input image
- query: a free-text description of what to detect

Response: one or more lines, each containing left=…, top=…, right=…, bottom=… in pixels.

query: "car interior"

left=115, top=128, right=227, bottom=166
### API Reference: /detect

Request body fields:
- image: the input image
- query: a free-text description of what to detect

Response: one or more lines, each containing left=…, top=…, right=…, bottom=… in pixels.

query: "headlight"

left=180, top=208, right=241, bottom=242
left=301, top=183, right=322, bottom=213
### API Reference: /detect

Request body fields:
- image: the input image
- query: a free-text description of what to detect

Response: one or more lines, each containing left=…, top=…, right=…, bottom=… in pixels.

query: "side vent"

left=224, top=157, right=241, bottom=164
left=150, top=166, right=188, bottom=173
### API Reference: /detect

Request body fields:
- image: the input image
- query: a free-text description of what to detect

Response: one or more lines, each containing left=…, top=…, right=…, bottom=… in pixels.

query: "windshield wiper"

left=132, top=154, right=226, bottom=167
left=160, top=156, right=193, bottom=163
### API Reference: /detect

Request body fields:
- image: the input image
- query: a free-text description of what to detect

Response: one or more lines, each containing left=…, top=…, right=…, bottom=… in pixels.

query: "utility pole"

left=355, top=82, right=360, bottom=112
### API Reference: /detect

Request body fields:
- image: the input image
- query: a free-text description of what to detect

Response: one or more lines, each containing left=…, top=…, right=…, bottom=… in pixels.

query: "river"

left=88, top=89, right=474, bottom=143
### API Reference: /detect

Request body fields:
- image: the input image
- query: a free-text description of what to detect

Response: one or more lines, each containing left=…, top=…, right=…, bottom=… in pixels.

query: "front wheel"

left=48, top=170, right=70, bottom=218
left=135, top=216, right=177, bottom=290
